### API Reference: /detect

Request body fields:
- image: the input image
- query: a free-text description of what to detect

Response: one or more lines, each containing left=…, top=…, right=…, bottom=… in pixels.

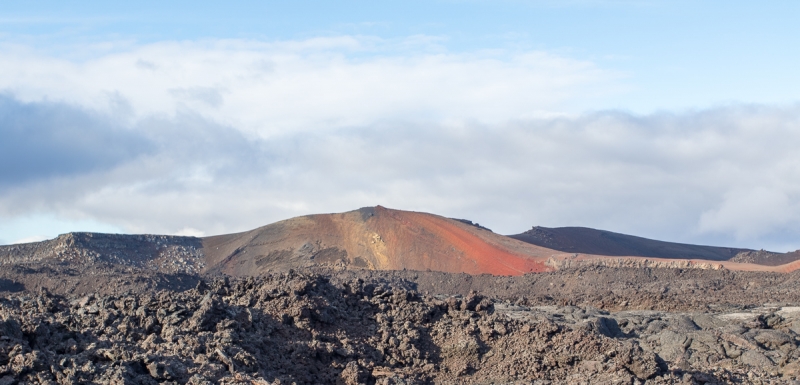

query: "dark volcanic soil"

left=510, top=226, right=800, bottom=266
left=509, top=226, right=747, bottom=261
left=2, top=266, right=800, bottom=384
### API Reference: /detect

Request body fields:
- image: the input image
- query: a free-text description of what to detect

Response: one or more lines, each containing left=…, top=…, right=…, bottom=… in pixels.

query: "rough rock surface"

left=331, top=266, right=800, bottom=313
left=730, top=250, right=800, bottom=266
left=2, top=272, right=800, bottom=384
left=0, top=233, right=204, bottom=274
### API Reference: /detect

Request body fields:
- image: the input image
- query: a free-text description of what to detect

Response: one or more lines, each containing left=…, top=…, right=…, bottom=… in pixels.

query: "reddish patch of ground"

left=375, top=207, right=550, bottom=275
left=774, top=258, right=800, bottom=273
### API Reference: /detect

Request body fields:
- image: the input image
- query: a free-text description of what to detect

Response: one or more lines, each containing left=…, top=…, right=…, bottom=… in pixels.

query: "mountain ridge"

left=509, top=225, right=798, bottom=266
left=2, top=206, right=800, bottom=276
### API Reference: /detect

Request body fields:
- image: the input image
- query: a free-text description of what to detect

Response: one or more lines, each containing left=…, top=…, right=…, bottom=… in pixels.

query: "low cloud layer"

left=0, top=37, right=619, bottom=136
left=0, top=37, right=798, bottom=251
left=1, top=95, right=799, bottom=251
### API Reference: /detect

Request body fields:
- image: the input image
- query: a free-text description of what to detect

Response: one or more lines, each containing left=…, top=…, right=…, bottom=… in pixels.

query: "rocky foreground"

left=2, top=271, right=800, bottom=384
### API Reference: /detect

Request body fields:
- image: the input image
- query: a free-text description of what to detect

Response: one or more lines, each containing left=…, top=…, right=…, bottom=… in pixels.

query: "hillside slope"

left=512, top=226, right=745, bottom=261
left=202, top=206, right=557, bottom=276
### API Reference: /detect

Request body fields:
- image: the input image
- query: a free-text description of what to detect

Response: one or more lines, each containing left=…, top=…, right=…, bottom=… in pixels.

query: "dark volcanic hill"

left=509, top=226, right=799, bottom=265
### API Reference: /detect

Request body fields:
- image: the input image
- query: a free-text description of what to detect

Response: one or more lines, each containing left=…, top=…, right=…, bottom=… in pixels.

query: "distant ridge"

left=509, top=226, right=797, bottom=265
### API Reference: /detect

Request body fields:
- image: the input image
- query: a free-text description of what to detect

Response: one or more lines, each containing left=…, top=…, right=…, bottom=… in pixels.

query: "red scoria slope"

left=201, top=206, right=557, bottom=276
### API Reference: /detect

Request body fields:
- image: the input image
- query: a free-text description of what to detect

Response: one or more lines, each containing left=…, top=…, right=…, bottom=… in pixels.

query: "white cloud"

left=1, top=37, right=799, bottom=252
left=2, top=103, right=800, bottom=251
left=699, top=188, right=798, bottom=240
left=0, top=37, right=620, bottom=137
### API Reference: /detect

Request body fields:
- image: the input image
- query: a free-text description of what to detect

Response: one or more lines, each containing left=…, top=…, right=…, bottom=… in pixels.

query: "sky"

left=1, top=1, right=799, bottom=251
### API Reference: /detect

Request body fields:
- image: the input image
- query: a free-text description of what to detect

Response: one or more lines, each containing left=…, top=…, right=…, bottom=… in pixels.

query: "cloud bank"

left=0, top=37, right=798, bottom=251
left=0, top=37, right=619, bottom=135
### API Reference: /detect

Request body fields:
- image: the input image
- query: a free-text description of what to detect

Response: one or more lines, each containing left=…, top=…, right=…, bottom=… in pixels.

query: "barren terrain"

left=4, top=207, right=800, bottom=277
left=511, top=226, right=800, bottom=267
left=3, top=269, right=800, bottom=384
left=201, top=206, right=555, bottom=276
left=3, top=206, right=800, bottom=383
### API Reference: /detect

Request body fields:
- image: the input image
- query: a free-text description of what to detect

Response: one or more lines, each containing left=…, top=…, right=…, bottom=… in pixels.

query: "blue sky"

left=1, top=1, right=800, bottom=251
left=4, top=1, right=799, bottom=112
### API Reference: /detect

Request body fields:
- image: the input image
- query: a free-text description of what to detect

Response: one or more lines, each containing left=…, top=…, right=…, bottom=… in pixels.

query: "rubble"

left=2, top=272, right=799, bottom=384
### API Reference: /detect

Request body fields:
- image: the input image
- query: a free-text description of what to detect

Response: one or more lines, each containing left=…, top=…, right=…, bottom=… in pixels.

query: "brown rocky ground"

left=3, top=207, right=800, bottom=383
left=2, top=266, right=800, bottom=384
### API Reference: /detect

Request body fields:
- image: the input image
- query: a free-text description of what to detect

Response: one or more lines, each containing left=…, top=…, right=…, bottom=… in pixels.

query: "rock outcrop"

left=0, top=233, right=204, bottom=274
